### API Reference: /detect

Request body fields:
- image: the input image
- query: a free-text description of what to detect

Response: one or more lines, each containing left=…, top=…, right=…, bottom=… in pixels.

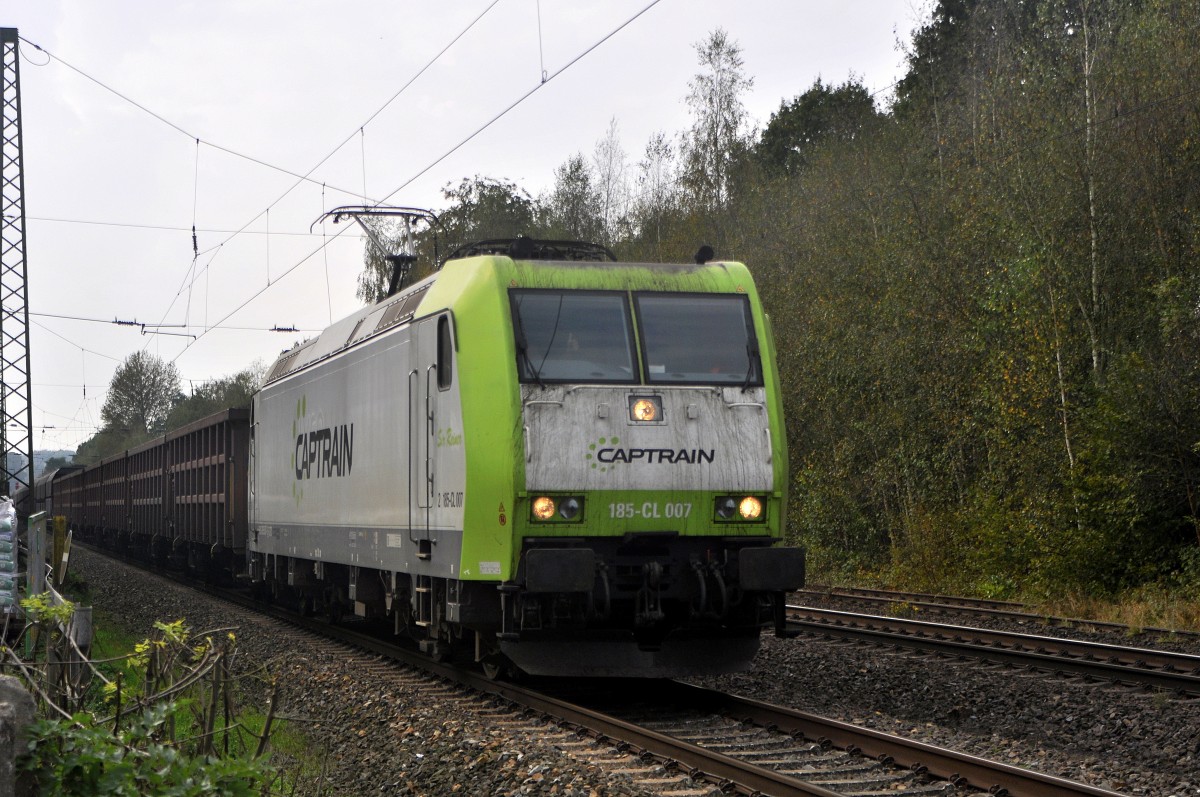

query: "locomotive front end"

left=499, top=259, right=804, bottom=677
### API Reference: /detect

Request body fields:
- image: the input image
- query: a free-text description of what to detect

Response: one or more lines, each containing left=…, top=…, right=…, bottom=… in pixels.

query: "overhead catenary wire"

left=31, top=311, right=314, bottom=334
left=140, top=0, right=504, bottom=341
left=377, top=0, right=666, bottom=207
left=17, top=35, right=365, bottom=202
left=20, top=215, right=318, bottom=235
left=189, top=1, right=1200, bottom=371
left=29, top=319, right=123, bottom=363
left=21, top=0, right=581, bottom=378
left=0, top=75, right=939, bottom=241
left=168, top=0, right=667, bottom=362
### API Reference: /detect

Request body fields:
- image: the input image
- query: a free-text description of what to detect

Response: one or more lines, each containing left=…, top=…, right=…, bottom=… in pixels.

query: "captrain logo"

left=586, top=436, right=715, bottom=473
left=291, top=395, right=355, bottom=504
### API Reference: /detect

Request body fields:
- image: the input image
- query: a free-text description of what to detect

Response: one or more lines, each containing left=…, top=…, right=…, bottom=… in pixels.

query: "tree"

left=166, top=363, right=264, bottom=431
left=435, top=176, right=539, bottom=252
left=40, top=456, right=71, bottom=476
left=360, top=177, right=540, bottom=300
left=680, top=28, right=754, bottom=214
left=73, top=427, right=144, bottom=468
left=101, top=352, right=181, bottom=438
left=543, top=154, right=602, bottom=242
left=625, top=131, right=679, bottom=260
left=756, top=78, right=880, bottom=174
left=591, top=118, right=630, bottom=246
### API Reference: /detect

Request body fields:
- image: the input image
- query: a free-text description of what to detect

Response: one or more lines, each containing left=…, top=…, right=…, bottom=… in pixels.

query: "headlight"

left=715, top=496, right=738, bottom=519
left=531, top=495, right=585, bottom=522
left=629, top=396, right=661, bottom=422
left=558, top=496, right=582, bottom=520
left=532, top=496, right=556, bottom=520
left=714, top=495, right=766, bottom=522
left=738, top=496, right=763, bottom=520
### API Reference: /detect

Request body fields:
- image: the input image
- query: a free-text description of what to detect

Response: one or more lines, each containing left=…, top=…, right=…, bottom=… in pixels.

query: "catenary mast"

left=0, top=28, right=34, bottom=495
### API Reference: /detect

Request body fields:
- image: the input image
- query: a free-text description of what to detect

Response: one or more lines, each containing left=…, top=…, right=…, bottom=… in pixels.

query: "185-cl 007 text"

left=609, top=502, right=692, bottom=519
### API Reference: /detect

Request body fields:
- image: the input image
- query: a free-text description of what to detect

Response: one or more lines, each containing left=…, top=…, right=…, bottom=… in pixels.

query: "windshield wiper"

left=741, top=341, right=759, bottom=393
left=512, top=302, right=545, bottom=388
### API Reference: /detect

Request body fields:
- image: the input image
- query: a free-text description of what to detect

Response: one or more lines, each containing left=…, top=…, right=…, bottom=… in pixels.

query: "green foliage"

left=100, top=352, right=182, bottom=438
left=74, top=351, right=180, bottom=465
left=76, top=361, right=261, bottom=466
left=21, top=705, right=277, bottom=797
left=73, top=426, right=154, bottom=468
left=543, top=153, right=603, bottom=242
left=40, top=455, right=72, bottom=476
left=756, top=78, right=881, bottom=175
left=785, top=0, right=1200, bottom=594
left=8, top=614, right=284, bottom=796
left=20, top=592, right=77, bottom=627
left=434, top=175, right=540, bottom=253
left=166, top=366, right=263, bottom=431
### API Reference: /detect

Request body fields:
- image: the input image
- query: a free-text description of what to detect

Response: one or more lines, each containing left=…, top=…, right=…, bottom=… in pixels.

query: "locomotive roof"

left=262, top=253, right=758, bottom=388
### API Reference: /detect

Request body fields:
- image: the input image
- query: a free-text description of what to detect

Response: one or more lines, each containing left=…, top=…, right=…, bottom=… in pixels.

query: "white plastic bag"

left=0, top=497, right=13, bottom=533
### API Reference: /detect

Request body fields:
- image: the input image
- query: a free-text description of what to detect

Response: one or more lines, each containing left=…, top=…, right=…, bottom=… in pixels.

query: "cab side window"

left=437, top=315, right=453, bottom=390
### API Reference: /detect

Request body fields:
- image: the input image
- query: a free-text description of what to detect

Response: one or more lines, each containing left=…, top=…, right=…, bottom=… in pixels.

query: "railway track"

left=223, top=603, right=1131, bottom=796
left=787, top=605, right=1200, bottom=696
left=802, top=585, right=1026, bottom=612
left=72, top=544, right=1132, bottom=796
left=798, top=586, right=1200, bottom=641
left=545, top=679, right=1128, bottom=797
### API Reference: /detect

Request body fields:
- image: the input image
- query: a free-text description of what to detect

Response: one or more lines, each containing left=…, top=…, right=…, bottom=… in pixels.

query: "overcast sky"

left=4, top=1, right=927, bottom=452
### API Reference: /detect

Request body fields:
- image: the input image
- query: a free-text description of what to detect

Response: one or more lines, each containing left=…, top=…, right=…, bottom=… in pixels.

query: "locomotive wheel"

left=297, top=593, right=313, bottom=617
left=477, top=636, right=509, bottom=680
left=326, top=590, right=345, bottom=624
left=252, top=580, right=273, bottom=604
left=481, top=655, right=518, bottom=681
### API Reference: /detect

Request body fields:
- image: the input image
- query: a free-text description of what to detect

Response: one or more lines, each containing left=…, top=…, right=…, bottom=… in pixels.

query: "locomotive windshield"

left=635, top=293, right=762, bottom=386
left=511, top=290, right=636, bottom=383
left=510, top=289, right=762, bottom=386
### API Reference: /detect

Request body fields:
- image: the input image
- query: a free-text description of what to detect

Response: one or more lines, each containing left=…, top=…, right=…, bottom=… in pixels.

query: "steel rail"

left=798, top=587, right=1200, bottom=640
left=801, top=585, right=1025, bottom=611
left=788, top=606, right=1200, bottom=695
left=656, top=681, right=1126, bottom=797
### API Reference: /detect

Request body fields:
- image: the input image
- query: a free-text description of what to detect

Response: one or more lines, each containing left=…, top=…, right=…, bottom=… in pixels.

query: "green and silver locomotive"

left=248, top=229, right=804, bottom=677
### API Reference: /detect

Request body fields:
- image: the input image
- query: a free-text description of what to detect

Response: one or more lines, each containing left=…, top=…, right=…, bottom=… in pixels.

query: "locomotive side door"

left=408, top=315, right=445, bottom=557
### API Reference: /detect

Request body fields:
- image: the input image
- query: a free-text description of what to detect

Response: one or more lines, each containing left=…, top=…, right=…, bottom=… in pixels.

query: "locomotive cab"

left=494, top=245, right=805, bottom=676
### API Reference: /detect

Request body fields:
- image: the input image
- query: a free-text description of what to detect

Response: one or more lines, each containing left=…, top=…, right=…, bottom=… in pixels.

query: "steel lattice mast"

left=0, top=28, right=34, bottom=496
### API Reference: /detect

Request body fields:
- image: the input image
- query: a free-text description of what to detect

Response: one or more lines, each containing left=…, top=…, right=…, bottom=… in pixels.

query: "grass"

left=1033, top=587, right=1200, bottom=634
left=806, top=555, right=1200, bottom=633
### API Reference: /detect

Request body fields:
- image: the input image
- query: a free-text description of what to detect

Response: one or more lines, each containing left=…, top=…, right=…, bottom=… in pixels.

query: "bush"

left=4, top=598, right=283, bottom=796
left=23, top=704, right=276, bottom=796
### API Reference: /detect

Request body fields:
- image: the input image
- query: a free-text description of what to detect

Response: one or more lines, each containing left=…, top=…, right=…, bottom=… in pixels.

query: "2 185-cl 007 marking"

left=609, top=501, right=692, bottom=519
